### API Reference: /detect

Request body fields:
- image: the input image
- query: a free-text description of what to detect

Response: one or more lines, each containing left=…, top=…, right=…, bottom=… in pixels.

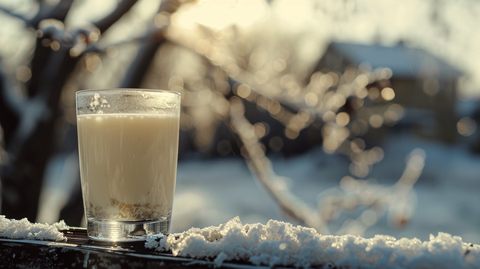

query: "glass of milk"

left=76, top=89, right=181, bottom=241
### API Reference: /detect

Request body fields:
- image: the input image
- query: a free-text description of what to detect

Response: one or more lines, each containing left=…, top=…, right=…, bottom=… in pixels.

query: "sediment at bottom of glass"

left=87, top=217, right=171, bottom=241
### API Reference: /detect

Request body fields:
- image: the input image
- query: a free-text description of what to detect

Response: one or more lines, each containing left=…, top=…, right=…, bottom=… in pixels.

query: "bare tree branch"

left=119, top=0, right=187, bottom=88
left=29, top=0, right=75, bottom=27
left=0, top=6, right=29, bottom=24
left=119, top=40, right=165, bottom=88
left=0, top=60, right=24, bottom=146
left=92, top=0, right=138, bottom=33
left=1, top=44, right=79, bottom=220
left=119, top=25, right=168, bottom=88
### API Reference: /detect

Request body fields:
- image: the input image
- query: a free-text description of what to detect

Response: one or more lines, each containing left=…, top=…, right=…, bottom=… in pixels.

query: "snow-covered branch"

left=229, top=96, right=327, bottom=233
left=228, top=91, right=425, bottom=235
left=318, top=149, right=425, bottom=235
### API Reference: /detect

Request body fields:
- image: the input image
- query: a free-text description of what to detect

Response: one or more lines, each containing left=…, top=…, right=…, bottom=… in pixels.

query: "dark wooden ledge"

left=0, top=228, right=268, bottom=269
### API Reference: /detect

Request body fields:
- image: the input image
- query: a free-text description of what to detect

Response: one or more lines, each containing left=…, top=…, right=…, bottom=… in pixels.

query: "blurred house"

left=318, top=42, right=463, bottom=143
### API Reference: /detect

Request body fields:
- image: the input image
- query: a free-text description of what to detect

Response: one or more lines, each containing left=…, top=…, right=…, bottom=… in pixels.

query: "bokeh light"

left=457, top=117, right=477, bottom=137
left=380, top=87, right=395, bottom=101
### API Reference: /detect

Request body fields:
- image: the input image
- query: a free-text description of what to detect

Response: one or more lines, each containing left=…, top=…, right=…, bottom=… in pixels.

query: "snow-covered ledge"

left=2, top=215, right=479, bottom=268
left=0, top=215, right=68, bottom=242
left=146, top=217, right=480, bottom=269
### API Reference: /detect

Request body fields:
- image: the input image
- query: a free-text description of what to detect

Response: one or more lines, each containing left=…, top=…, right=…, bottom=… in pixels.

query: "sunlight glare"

left=176, top=0, right=268, bottom=30
left=273, top=0, right=313, bottom=30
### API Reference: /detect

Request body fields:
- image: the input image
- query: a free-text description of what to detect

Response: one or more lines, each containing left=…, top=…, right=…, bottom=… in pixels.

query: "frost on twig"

left=318, top=149, right=426, bottom=235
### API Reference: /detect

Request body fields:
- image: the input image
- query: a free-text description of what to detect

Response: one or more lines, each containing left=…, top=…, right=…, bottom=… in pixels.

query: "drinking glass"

left=76, top=89, right=181, bottom=241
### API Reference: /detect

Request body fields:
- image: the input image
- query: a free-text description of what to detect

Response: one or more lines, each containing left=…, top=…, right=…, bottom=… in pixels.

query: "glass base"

left=87, top=217, right=170, bottom=242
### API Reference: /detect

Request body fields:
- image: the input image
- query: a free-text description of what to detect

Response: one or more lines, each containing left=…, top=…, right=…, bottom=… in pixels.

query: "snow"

left=146, top=216, right=480, bottom=269
left=0, top=215, right=68, bottom=241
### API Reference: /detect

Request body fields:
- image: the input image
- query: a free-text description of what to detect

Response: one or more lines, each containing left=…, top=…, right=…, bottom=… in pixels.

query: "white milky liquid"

left=77, top=113, right=179, bottom=221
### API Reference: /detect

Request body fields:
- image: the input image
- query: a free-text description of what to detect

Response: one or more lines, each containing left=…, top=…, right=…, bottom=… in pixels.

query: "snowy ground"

left=171, top=133, right=480, bottom=245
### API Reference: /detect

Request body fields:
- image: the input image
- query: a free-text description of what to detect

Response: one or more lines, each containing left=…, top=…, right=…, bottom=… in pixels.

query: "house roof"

left=329, top=42, right=462, bottom=79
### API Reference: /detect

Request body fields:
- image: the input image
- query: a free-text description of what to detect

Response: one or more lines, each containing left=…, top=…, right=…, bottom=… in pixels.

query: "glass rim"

left=76, top=88, right=181, bottom=96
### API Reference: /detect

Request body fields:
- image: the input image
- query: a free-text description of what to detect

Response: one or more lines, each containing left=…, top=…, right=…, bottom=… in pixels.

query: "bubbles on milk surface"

left=88, top=93, right=110, bottom=113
